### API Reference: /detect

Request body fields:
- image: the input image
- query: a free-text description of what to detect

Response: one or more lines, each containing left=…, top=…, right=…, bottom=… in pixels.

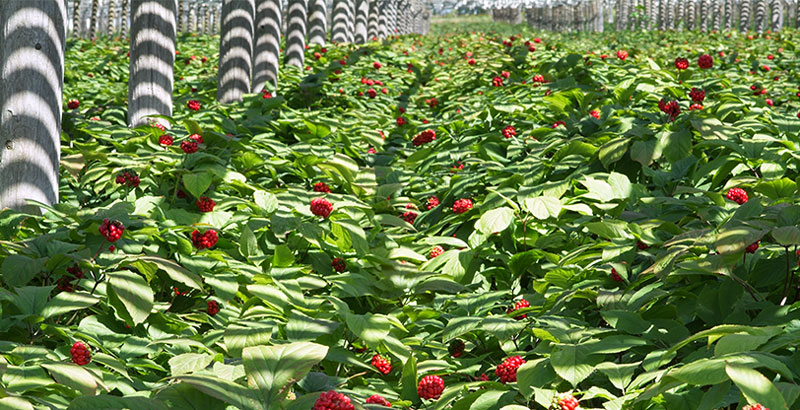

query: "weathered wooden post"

left=378, top=0, right=388, bottom=38
left=307, top=0, right=327, bottom=45
left=252, top=0, right=280, bottom=93
left=770, top=0, right=783, bottom=30
left=284, top=0, right=306, bottom=68
left=331, top=0, right=351, bottom=42
left=0, top=0, right=67, bottom=211
left=355, top=0, right=369, bottom=42
left=740, top=0, right=752, bottom=31
left=755, top=0, right=766, bottom=32
left=367, top=0, right=379, bottom=39
left=217, top=0, right=254, bottom=103
left=73, top=0, right=82, bottom=37
left=127, top=0, right=177, bottom=127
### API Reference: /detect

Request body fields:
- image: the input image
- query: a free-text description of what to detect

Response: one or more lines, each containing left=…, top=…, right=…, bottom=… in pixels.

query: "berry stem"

left=781, top=246, right=792, bottom=305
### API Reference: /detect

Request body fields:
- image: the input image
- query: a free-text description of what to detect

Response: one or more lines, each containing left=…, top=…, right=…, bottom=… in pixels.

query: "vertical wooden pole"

left=307, top=0, right=327, bottom=45
left=218, top=0, right=255, bottom=103
left=252, top=0, right=280, bottom=93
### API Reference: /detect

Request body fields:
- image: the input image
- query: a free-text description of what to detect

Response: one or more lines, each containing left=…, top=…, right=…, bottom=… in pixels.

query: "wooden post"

left=755, top=0, right=766, bottom=32
left=367, top=0, right=378, bottom=39
left=127, top=0, right=177, bottom=127
left=331, top=0, right=350, bottom=42
left=771, top=0, right=783, bottom=30
left=354, top=0, right=368, bottom=42
left=307, top=0, right=327, bottom=45
left=252, top=0, right=280, bottom=93
left=120, top=0, right=128, bottom=37
left=73, top=0, right=82, bottom=37
left=377, top=0, right=387, bottom=38
left=284, top=0, right=306, bottom=68
left=217, top=0, right=254, bottom=103
left=0, top=0, right=67, bottom=211
left=741, top=0, right=752, bottom=31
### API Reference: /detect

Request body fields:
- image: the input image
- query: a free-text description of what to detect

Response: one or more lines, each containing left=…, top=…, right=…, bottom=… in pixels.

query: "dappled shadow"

left=217, top=0, right=255, bottom=103
left=378, top=0, right=388, bottom=38
left=253, top=0, right=281, bottom=92
left=354, top=0, right=369, bottom=43
left=127, top=0, right=177, bottom=127
left=284, top=0, right=307, bottom=67
left=0, top=1, right=67, bottom=210
left=307, top=0, right=327, bottom=45
left=331, top=0, right=353, bottom=43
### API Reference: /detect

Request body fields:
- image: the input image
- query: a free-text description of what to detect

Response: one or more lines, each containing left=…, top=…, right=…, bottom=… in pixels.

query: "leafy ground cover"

left=2, top=21, right=800, bottom=410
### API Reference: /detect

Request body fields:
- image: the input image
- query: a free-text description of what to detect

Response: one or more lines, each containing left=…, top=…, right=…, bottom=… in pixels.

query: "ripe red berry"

left=191, top=229, right=218, bottom=249
left=746, top=240, right=760, bottom=254
left=468, top=58, right=476, bottom=65
left=553, top=392, right=580, bottom=410
left=196, top=196, right=216, bottom=212
left=452, top=198, right=473, bottom=214
left=207, top=300, right=220, bottom=316
left=313, top=391, right=355, bottom=410
left=616, top=50, right=628, bottom=60
left=115, top=170, right=140, bottom=188
left=448, top=339, right=465, bottom=358
left=689, top=87, right=705, bottom=103
left=502, top=125, right=517, bottom=139
left=430, top=245, right=445, bottom=259
left=57, top=277, right=74, bottom=292
left=674, top=57, right=689, bottom=70
left=426, top=196, right=440, bottom=210
left=697, top=54, right=713, bottom=69
left=743, top=405, right=769, bottom=410
left=507, top=298, right=530, bottom=320
left=367, top=88, right=377, bottom=98
left=313, top=182, right=331, bottom=193
left=70, top=341, right=91, bottom=365
left=68, top=99, right=80, bottom=110
left=401, top=211, right=417, bottom=224
left=611, top=268, right=623, bottom=282
left=552, top=120, right=565, bottom=128
left=412, top=129, right=436, bottom=146
left=726, top=187, right=748, bottom=205
left=492, top=76, right=503, bottom=87
left=310, top=198, right=334, bottom=218
left=371, top=354, right=392, bottom=375
left=159, top=134, right=174, bottom=146
left=373, top=61, right=382, bottom=69
left=99, top=219, right=124, bottom=242
left=187, top=100, right=201, bottom=111
left=496, top=355, right=525, bottom=383
left=589, top=110, right=600, bottom=119
left=417, top=375, right=445, bottom=400
left=189, top=133, right=203, bottom=144
left=365, top=395, right=391, bottom=407
left=331, top=257, right=346, bottom=272
left=478, top=373, right=489, bottom=381
left=67, top=265, right=84, bottom=279
left=396, top=117, right=406, bottom=126
left=180, top=140, right=199, bottom=154
left=636, top=241, right=649, bottom=250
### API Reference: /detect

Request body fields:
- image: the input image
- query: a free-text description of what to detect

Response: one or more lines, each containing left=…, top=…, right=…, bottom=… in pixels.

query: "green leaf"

left=155, top=383, right=228, bottom=410
left=135, top=256, right=203, bottom=290
left=41, top=362, right=97, bottom=396
left=475, top=207, right=515, bottom=235
left=1, top=255, right=46, bottom=287
left=183, top=171, right=213, bottom=199
left=524, top=196, right=562, bottom=220
left=344, top=313, right=391, bottom=345
left=242, top=342, right=329, bottom=407
left=517, top=358, right=557, bottom=399
left=169, top=353, right=215, bottom=376
left=42, top=292, right=100, bottom=319
left=172, top=375, right=260, bottom=410
left=725, top=363, right=788, bottom=410
left=598, top=138, right=630, bottom=169
left=755, top=178, right=797, bottom=199
left=108, top=270, right=154, bottom=325
left=0, top=397, right=33, bottom=410
left=253, top=190, right=278, bottom=214
left=772, top=226, right=800, bottom=246
left=550, top=344, right=597, bottom=387
left=400, top=354, right=418, bottom=401
left=66, top=395, right=169, bottom=410
left=224, top=321, right=274, bottom=358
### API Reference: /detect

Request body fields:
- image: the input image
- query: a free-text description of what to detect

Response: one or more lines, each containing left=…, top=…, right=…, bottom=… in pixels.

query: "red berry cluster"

left=191, top=229, right=218, bottom=249
left=331, top=257, right=347, bottom=272
left=189, top=133, right=203, bottom=144
left=180, top=140, right=199, bottom=154
left=726, top=187, right=748, bottom=204
left=636, top=241, right=649, bottom=250
left=448, top=339, right=465, bottom=358
left=99, top=219, right=124, bottom=242
left=752, top=84, right=768, bottom=95
left=697, top=54, right=713, bottom=69
left=115, top=169, right=140, bottom=188
left=367, top=88, right=377, bottom=98
left=452, top=198, right=473, bottom=214
left=373, top=61, right=382, bottom=69
left=396, top=117, right=406, bottom=126
left=401, top=211, right=417, bottom=224
left=658, top=99, right=681, bottom=121
left=417, top=375, right=445, bottom=400
left=70, top=341, right=91, bottom=365
left=68, top=99, right=80, bottom=109
left=467, top=58, right=476, bottom=65
left=312, top=391, right=354, bottom=410
left=187, top=100, right=201, bottom=111
left=314, top=182, right=331, bottom=193
left=262, top=90, right=272, bottom=99
left=412, top=129, right=436, bottom=146
left=311, top=198, right=334, bottom=218
left=552, top=392, right=580, bottom=410
left=496, top=355, right=525, bottom=383
left=67, top=265, right=84, bottom=279
left=430, top=245, right=444, bottom=259
left=365, top=395, right=391, bottom=407
left=426, top=97, right=439, bottom=108
left=196, top=196, right=216, bottom=212
left=426, top=196, right=440, bottom=210
left=502, top=125, right=517, bottom=139
left=207, top=300, right=220, bottom=316
left=507, top=298, right=530, bottom=320
left=746, top=240, right=760, bottom=253
left=57, top=277, right=74, bottom=292
left=532, top=74, right=545, bottom=83
left=589, top=110, right=600, bottom=119
left=492, top=76, right=503, bottom=87
left=552, top=120, right=566, bottom=128
left=159, top=134, right=174, bottom=146
left=743, top=405, right=770, bottom=410
left=152, top=123, right=166, bottom=131
left=371, top=354, right=392, bottom=375
left=616, top=50, right=628, bottom=60
left=611, top=268, right=623, bottom=282
left=689, top=87, right=705, bottom=103
left=674, top=57, right=689, bottom=70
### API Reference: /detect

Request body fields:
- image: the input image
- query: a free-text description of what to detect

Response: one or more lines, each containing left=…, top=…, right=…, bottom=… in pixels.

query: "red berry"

left=99, top=219, right=124, bottom=242
left=636, top=241, right=649, bottom=250
left=726, top=187, right=748, bottom=205
left=189, top=133, right=203, bottom=144
left=452, top=198, right=473, bottom=214
left=310, top=198, right=333, bottom=218
left=412, top=129, right=436, bottom=146
left=373, top=62, right=382, bottom=69
left=67, top=265, right=83, bottom=279
left=312, top=391, right=355, bottom=410
left=417, top=375, right=445, bottom=400
left=367, top=88, right=377, bottom=98
left=611, top=268, right=623, bottom=282
left=492, top=76, right=503, bottom=87
left=429, top=245, right=445, bottom=259
left=191, top=229, right=218, bottom=249
left=396, top=117, right=406, bottom=126
left=331, top=257, right=346, bottom=272
left=746, top=240, right=760, bottom=254
left=314, top=182, right=331, bottom=193
left=552, top=392, right=580, bottom=410
left=196, top=196, right=216, bottom=212
left=115, top=170, right=140, bottom=188
left=589, top=110, right=600, bottom=119
left=743, top=405, right=770, bottom=410
left=371, top=354, right=392, bottom=375
left=401, top=211, right=417, bottom=224
left=57, top=277, right=74, bottom=292
left=502, top=125, right=517, bottom=139
left=495, top=355, right=525, bottom=383
left=689, top=87, right=705, bottom=103
left=697, top=54, right=713, bottom=69
left=426, top=196, right=440, bottom=210
left=674, top=57, right=689, bottom=70
left=67, top=99, right=80, bottom=109
left=448, top=339, right=465, bottom=358
left=70, top=342, right=91, bottom=365
left=478, top=373, right=489, bottom=381
left=187, top=100, right=201, bottom=111
left=365, top=395, right=391, bottom=407
left=507, top=299, right=530, bottom=320
left=207, top=300, right=220, bottom=316
left=180, top=140, right=199, bottom=154
left=159, top=134, right=174, bottom=146
left=616, top=50, right=628, bottom=60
